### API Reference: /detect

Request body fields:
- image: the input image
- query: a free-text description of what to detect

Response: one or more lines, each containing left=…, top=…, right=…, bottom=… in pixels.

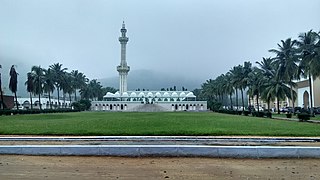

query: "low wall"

left=0, top=145, right=319, bottom=158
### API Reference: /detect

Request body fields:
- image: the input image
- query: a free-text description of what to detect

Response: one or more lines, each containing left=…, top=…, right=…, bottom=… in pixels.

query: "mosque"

left=91, top=22, right=207, bottom=112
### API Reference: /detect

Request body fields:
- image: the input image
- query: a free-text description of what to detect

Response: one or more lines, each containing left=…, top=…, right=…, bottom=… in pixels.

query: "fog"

left=0, top=0, right=319, bottom=84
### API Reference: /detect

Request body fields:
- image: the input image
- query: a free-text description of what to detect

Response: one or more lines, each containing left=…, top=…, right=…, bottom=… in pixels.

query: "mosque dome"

left=130, top=92, right=137, bottom=97
left=114, top=92, right=120, bottom=97
left=155, top=92, right=161, bottom=97
left=163, top=92, right=170, bottom=97
left=122, top=92, right=129, bottom=97
left=179, top=92, right=186, bottom=97
left=171, top=92, right=178, bottom=97
left=186, top=92, right=196, bottom=97
left=138, top=92, right=145, bottom=97
left=104, top=92, right=115, bottom=98
left=147, top=92, right=153, bottom=97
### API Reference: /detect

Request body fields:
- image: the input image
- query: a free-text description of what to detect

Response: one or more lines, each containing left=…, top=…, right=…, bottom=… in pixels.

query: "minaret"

left=117, top=21, right=130, bottom=95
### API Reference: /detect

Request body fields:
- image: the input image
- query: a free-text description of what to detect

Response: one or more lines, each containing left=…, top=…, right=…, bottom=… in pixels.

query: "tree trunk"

left=256, top=93, right=259, bottom=113
left=248, top=95, right=251, bottom=110
left=48, top=91, right=52, bottom=109
left=308, top=74, right=314, bottom=116
left=38, top=93, right=42, bottom=110
left=63, top=93, right=66, bottom=108
left=267, top=97, right=270, bottom=112
left=74, top=90, right=77, bottom=102
left=14, top=92, right=19, bottom=110
left=69, top=93, right=72, bottom=107
left=57, top=87, right=60, bottom=108
left=241, top=88, right=244, bottom=112
left=0, top=84, right=5, bottom=109
left=290, top=81, right=295, bottom=114
left=229, top=93, right=233, bottom=110
left=29, top=92, right=33, bottom=109
left=235, top=89, right=239, bottom=110
left=277, top=97, right=280, bottom=114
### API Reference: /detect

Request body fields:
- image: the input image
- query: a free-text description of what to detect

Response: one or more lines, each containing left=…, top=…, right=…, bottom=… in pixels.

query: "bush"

left=265, top=111, right=272, bottom=118
left=0, top=109, right=79, bottom=116
left=71, top=100, right=91, bottom=111
left=286, top=113, right=292, bottom=118
left=297, top=113, right=310, bottom=122
left=252, top=111, right=264, bottom=117
left=243, top=111, right=250, bottom=116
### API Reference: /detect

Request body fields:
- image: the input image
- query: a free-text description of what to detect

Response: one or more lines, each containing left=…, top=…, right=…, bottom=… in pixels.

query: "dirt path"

left=0, top=155, right=319, bottom=179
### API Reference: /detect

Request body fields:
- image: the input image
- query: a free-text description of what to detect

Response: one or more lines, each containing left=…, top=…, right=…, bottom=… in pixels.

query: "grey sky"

left=0, top=0, right=319, bottom=81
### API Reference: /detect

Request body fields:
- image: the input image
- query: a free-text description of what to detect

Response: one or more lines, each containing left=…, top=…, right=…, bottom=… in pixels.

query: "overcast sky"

left=0, top=0, right=319, bottom=81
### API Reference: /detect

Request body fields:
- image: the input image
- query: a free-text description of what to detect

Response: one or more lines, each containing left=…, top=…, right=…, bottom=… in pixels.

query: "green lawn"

left=0, top=112, right=319, bottom=136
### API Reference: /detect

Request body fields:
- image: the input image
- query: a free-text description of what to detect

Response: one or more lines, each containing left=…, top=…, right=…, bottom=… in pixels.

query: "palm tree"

left=297, top=30, right=319, bottom=115
left=264, top=77, right=294, bottom=114
left=224, top=73, right=234, bottom=109
left=31, top=66, right=44, bottom=110
left=256, top=57, right=276, bottom=112
left=9, top=65, right=19, bottom=110
left=247, top=67, right=264, bottom=112
left=71, top=70, right=88, bottom=101
left=49, top=63, right=67, bottom=108
left=230, top=65, right=242, bottom=110
left=269, top=38, right=299, bottom=113
left=240, top=61, right=252, bottom=111
left=43, top=68, right=55, bottom=109
left=25, top=72, right=34, bottom=109
left=60, top=72, right=74, bottom=106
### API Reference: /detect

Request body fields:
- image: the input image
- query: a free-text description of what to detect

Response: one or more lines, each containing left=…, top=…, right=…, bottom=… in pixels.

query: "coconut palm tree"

left=247, top=67, right=264, bottom=112
left=269, top=38, right=299, bottom=113
left=43, top=68, right=55, bottom=109
left=297, top=30, right=319, bottom=115
left=31, top=66, right=45, bottom=110
left=25, top=72, right=35, bottom=109
left=240, top=61, right=252, bottom=111
left=9, top=65, right=19, bottom=110
left=60, top=72, right=74, bottom=106
left=49, top=63, right=67, bottom=108
left=71, top=70, right=88, bottom=101
left=256, top=57, right=276, bottom=112
left=224, top=72, right=234, bottom=109
left=230, top=65, right=242, bottom=110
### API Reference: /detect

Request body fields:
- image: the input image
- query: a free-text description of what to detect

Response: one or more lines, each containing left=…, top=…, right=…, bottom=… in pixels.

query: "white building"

left=16, top=97, right=71, bottom=110
left=92, top=23, right=207, bottom=112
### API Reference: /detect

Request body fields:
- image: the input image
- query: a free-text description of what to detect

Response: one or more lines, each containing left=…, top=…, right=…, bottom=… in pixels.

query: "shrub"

left=286, top=113, right=292, bottom=118
left=243, top=111, right=250, bottom=116
left=265, top=112, right=272, bottom=118
left=297, top=113, right=310, bottom=122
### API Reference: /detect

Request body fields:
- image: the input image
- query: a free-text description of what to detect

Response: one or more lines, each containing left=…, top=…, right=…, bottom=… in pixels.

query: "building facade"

left=92, top=23, right=207, bottom=112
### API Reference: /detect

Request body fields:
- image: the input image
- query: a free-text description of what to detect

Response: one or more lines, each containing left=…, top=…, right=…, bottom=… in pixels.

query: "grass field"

left=0, top=112, right=319, bottom=136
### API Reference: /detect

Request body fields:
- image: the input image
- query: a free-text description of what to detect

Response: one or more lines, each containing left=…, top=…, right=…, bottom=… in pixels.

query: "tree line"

left=2, top=63, right=117, bottom=110
left=197, top=30, right=320, bottom=115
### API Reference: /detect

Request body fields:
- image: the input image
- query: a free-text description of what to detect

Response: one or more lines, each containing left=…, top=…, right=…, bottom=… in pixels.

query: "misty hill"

left=99, top=69, right=203, bottom=91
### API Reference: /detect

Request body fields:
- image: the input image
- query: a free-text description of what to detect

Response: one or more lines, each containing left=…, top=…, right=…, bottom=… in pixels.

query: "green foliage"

left=71, top=100, right=91, bottom=111
left=243, top=111, right=250, bottom=116
left=265, top=111, right=272, bottom=118
left=0, top=109, right=79, bottom=116
left=297, top=113, right=310, bottom=121
left=286, top=113, right=292, bottom=118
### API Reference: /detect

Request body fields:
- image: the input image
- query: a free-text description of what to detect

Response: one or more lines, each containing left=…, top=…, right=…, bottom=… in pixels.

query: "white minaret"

left=117, top=21, right=130, bottom=95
